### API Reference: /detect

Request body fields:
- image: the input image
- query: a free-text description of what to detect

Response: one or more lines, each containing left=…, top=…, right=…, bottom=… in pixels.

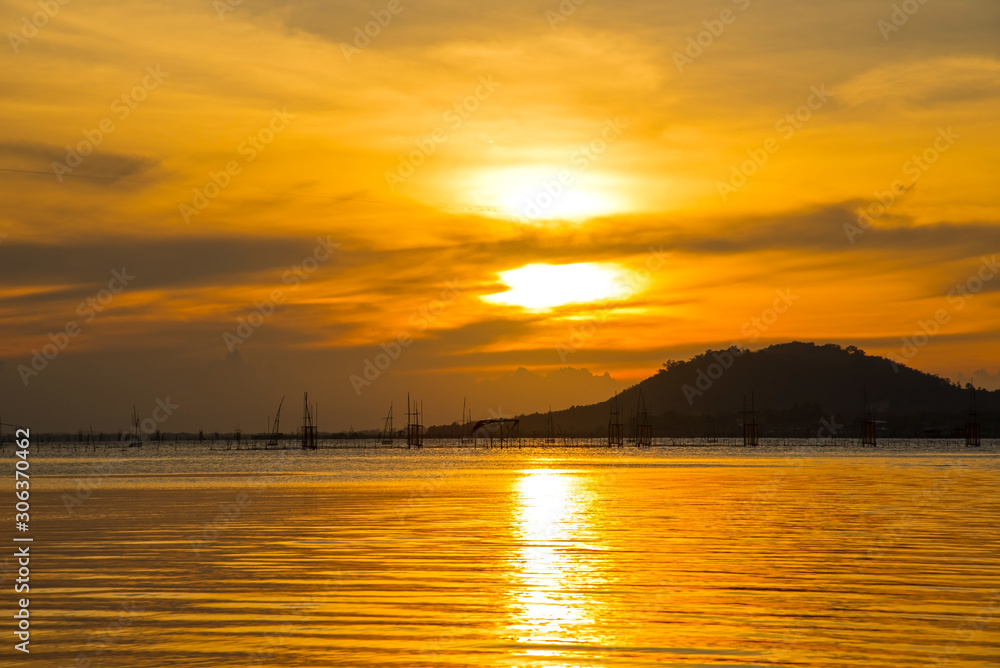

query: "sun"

left=482, top=262, right=637, bottom=310
left=463, top=166, right=628, bottom=222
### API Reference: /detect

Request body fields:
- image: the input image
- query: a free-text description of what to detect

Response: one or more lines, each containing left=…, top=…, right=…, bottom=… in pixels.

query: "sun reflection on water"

left=507, top=468, right=608, bottom=661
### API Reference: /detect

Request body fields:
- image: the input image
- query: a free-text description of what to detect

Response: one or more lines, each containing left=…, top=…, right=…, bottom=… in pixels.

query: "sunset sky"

left=1, top=0, right=998, bottom=431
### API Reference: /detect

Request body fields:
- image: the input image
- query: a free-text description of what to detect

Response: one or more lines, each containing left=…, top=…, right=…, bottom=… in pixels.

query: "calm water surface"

left=10, top=442, right=1000, bottom=666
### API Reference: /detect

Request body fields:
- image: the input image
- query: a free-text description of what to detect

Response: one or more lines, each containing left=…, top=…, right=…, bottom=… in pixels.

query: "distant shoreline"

left=10, top=436, right=996, bottom=451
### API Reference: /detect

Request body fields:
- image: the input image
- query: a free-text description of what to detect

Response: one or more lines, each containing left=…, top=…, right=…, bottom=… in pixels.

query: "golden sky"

left=1, top=0, right=999, bottom=430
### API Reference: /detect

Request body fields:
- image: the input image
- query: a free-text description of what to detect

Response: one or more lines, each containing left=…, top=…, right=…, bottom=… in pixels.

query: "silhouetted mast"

left=743, top=393, right=758, bottom=447
left=636, top=390, right=652, bottom=447
left=123, top=405, right=143, bottom=448
left=301, top=392, right=317, bottom=450
left=406, top=393, right=423, bottom=449
left=967, top=386, right=981, bottom=447
left=608, top=392, right=624, bottom=447
left=0, top=414, right=19, bottom=453
left=861, top=385, right=877, bottom=447
left=266, top=396, right=284, bottom=448
left=380, top=402, right=394, bottom=446
left=461, top=397, right=467, bottom=444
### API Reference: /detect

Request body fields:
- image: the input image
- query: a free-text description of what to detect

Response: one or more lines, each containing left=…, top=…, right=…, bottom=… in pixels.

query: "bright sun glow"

left=465, top=166, right=627, bottom=222
left=483, top=263, right=636, bottom=310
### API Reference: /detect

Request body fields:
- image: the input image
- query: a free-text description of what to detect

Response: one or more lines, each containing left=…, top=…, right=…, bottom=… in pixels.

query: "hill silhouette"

left=447, top=342, right=996, bottom=439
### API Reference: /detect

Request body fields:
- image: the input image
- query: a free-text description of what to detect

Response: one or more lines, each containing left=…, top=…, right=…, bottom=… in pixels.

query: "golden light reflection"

left=483, top=263, right=635, bottom=311
left=507, top=468, right=605, bottom=658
